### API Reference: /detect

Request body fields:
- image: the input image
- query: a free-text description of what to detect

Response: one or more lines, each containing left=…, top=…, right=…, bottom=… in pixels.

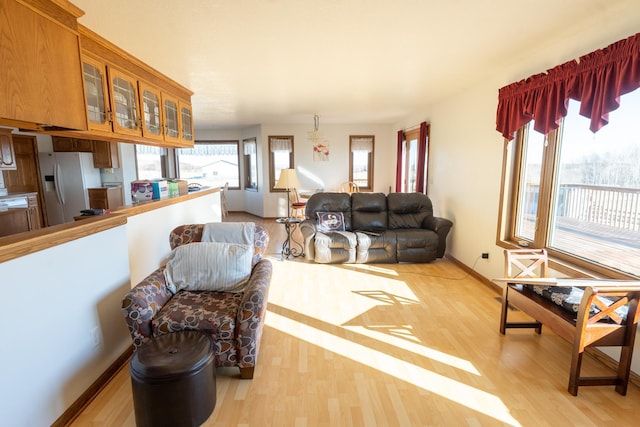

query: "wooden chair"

left=220, top=182, right=229, bottom=218
left=338, top=181, right=359, bottom=194
left=499, top=248, right=640, bottom=395
left=500, top=248, right=548, bottom=334
left=290, top=188, right=307, bottom=218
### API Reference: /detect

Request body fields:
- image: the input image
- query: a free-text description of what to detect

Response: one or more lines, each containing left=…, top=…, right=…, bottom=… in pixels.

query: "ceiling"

left=71, top=0, right=634, bottom=130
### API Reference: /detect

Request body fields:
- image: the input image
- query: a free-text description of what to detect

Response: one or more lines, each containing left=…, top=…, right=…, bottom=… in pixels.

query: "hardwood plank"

left=70, top=213, right=640, bottom=427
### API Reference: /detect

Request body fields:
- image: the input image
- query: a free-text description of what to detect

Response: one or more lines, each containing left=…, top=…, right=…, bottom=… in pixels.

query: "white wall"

left=127, top=191, right=221, bottom=284
left=260, top=123, right=396, bottom=218
left=0, top=226, right=131, bottom=427
left=396, top=4, right=640, bottom=374
left=0, top=191, right=220, bottom=426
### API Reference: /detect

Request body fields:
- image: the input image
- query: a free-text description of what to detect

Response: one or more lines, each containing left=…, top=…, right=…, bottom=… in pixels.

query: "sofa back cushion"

left=351, top=192, right=388, bottom=232
left=387, top=193, right=434, bottom=229
left=305, top=192, right=353, bottom=231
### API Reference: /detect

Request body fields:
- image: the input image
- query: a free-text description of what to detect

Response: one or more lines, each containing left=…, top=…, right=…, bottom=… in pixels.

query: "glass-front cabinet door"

left=138, top=81, right=164, bottom=142
left=162, top=94, right=180, bottom=144
left=108, top=67, right=141, bottom=136
left=179, top=100, right=194, bottom=145
left=82, top=56, right=112, bottom=132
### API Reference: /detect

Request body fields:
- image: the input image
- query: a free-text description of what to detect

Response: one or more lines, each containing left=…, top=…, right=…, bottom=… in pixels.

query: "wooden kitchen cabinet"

left=76, top=26, right=194, bottom=148
left=180, top=100, right=194, bottom=143
left=26, top=194, right=40, bottom=230
left=92, top=140, right=120, bottom=168
left=88, top=187, right=124, bottom=210
left=0, top=0, right=87, bottom=131
left=0, top=128, right=17, bottom=170
left=138, top=81, right=164, bottom=142
left=0, top=192, right=39, bottom=236
left=52, top=137, right=93, bottom=152
left=82, top=56, right=112, bottom=133
left=108, top=67, right=141, bottom=137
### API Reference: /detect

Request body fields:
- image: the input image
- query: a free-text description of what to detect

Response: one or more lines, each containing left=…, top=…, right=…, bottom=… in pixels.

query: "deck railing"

left=525, top=183, right=640, bottom=232
left=555, top=184, right=640, bottom=232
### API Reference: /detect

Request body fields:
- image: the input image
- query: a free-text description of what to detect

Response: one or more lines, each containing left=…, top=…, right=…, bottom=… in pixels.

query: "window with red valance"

left=496, top=31, right=640, bottom=140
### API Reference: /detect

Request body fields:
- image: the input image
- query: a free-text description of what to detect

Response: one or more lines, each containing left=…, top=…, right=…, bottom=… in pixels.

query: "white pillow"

left=164, top=242, right=253, bottom=294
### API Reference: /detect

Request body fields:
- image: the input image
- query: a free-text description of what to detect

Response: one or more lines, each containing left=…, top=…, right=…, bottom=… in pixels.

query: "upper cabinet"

left=180, top=101, right=194, bottom=143
left=92, top=140, right=120, bottom=169
left=52, top=136, right=93, bottom=152
left=82, top=56, right=112, bottom=133
left=138, top=82, right=164, bottom=142
left=0, top=128, right=17, bottom=170
left=0, top=0, right=87, bottom=131
left=75, top=25, right=195, bottom=148
left=107, top=67, right=141, bottom=137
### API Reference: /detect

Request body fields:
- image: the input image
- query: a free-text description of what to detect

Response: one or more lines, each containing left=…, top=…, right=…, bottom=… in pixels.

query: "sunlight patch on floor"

left=265, top=310, right=521, bottom=426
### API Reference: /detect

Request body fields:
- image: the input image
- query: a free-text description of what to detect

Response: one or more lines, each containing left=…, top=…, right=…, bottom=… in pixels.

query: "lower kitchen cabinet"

left=88, top=187, right=123, bottom=210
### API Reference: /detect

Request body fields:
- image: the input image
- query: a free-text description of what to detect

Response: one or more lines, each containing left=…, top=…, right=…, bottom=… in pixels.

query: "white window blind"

left=350, top=136, right=373, bottom=153
left=270, top=137, right=292, bottom=152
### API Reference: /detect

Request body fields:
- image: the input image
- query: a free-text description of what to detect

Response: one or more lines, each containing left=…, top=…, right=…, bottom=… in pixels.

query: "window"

left=243, top=137, right=258, bottom=191
left=176, top=140, right=240, bottom=188
left=500, top=89, right=640, bottom=278
left=402, top=129, right=420, bottom=192
left=135, top=145, right=167, bottom=180
left=269, top=136, right=294, bottom=191
left=349, top=135, right=374, bottom=191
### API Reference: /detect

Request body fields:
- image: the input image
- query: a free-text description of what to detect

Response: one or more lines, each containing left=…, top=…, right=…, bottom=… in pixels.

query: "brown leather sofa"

left=300, top=192, right=453, bottom=263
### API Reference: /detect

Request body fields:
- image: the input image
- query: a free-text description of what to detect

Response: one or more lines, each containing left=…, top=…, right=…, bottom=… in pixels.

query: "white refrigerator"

left=39, top=152, right=102, bottom=225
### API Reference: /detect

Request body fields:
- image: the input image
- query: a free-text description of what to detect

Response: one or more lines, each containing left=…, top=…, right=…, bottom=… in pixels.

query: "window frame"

left=349, top=135, right=374, bottom=191
left=268, top=135, right=294, bottom=192
left=243, top=137, right=258, bottom=191
left=497, top=123, right=637, bottom=279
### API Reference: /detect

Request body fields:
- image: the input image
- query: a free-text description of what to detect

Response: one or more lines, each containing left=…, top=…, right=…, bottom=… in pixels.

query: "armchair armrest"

left=423, top=216, right=453, bottom=258
left=236, top=259, right=273, bottom=372
left=121, top=267, right=173, bottom=348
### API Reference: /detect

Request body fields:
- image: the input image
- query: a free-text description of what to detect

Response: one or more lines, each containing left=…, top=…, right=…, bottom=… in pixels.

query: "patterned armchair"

left=121, top=223, right=272, bottom=379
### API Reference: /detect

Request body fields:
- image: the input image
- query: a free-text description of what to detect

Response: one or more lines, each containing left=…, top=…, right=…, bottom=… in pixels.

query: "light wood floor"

left=70, top=213, right=640, bottom=427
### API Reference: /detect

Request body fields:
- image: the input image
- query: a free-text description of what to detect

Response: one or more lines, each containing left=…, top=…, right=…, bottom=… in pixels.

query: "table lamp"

left=274, top=168, right=301, bottom=218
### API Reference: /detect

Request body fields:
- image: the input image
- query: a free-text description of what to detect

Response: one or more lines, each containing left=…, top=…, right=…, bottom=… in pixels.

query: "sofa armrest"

left=236, top=259, right=273, bottom=369
left=121, top=267, right=173, bottom=348
left=423, top=216, right=453, bottom=258
left=300, top=219, right=317, bottom=260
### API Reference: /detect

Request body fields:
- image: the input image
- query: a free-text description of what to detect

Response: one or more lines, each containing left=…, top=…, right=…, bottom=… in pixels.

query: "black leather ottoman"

left=130, top=331, right=216, bottom=427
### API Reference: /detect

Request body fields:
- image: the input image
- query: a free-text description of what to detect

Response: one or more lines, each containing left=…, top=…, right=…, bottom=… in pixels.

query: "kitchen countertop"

left=0, top=191, right=37, bottom=200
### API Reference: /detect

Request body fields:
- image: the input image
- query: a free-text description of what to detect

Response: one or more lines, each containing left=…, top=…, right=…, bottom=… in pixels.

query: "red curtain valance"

left=496, top=32, right=640, bottom=140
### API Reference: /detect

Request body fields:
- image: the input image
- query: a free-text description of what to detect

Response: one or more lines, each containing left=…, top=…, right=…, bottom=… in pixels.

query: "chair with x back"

left=500, top=248, right=548, bottom=334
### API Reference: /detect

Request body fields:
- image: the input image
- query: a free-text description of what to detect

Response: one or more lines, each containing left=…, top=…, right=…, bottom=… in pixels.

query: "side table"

left=276, top=217, right=304, bottom=259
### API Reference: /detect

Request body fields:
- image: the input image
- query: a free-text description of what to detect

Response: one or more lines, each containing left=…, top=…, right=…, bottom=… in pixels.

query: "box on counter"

left=167, top=181, right=179, bottom=197
left=131, top=180, right=153, bottom=202
left=169, top=179, right=189, bottom=195
left=151, top=179, right=169, bottom=199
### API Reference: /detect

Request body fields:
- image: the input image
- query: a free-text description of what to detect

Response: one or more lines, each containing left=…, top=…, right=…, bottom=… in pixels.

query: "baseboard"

left=445, top=254, right=501, bottom=293
left=52, top=345, right=134, bottom=427
left=446, top=254, right=640, bottom=390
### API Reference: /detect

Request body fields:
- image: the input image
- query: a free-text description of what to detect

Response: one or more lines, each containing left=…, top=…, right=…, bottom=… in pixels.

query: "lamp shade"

left=274, top=168, right=301, bottom=189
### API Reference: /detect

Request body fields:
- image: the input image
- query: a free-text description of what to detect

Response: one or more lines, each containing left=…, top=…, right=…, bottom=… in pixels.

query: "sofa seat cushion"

left=152, top=290, right=243, bottom=341
left=314, top=231, right=357, bottom=263
left=355, top=231, right=397, bottom=263
left=395, top=229, right=439, bottom=262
